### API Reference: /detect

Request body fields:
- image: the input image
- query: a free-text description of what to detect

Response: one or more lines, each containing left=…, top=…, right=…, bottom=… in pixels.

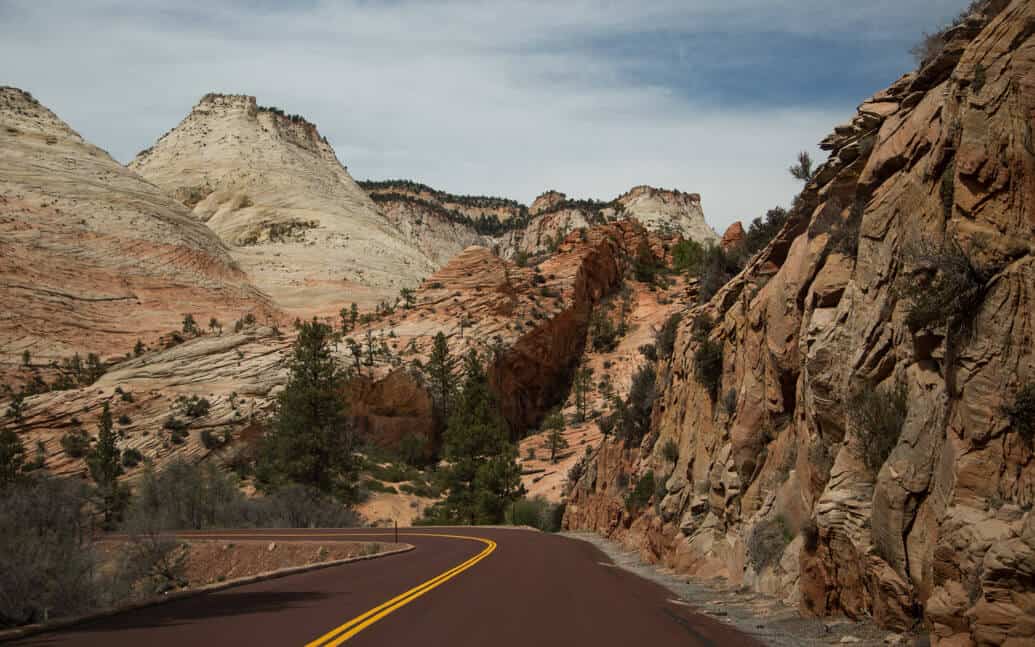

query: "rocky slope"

left=0, top=87, right=272, bottom=379
left=496, top=188, right=720, bottom=259
left=130, top=94, right=436, bottom=316
left=565, top=2, right=1035, bottom=644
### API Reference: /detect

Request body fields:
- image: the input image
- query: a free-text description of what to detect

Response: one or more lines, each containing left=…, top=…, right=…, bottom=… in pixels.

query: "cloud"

left=0, top=0, right=973, bottom=231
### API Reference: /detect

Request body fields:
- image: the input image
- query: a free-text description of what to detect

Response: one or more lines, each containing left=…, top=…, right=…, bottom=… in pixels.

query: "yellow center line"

left=176, top=531, right=497, bottom=647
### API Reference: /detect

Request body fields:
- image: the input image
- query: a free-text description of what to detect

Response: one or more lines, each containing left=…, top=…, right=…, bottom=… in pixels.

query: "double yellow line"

left=304, top=532, right=496, bottom=647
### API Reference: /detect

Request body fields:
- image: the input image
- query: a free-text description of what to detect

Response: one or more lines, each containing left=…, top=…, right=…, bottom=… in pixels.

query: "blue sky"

left=1, top=0, right=972, bottom=230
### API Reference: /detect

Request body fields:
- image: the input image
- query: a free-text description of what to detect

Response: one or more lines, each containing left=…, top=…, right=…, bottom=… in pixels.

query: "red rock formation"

left=721, top=222, right=745, bottom=251
left=565, top=2, right=1035, bottom=642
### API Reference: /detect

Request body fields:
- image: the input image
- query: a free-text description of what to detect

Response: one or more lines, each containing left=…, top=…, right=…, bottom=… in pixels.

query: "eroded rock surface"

left=131, top=94, right=436, bottom=316
left=0, top=87, right=273, bottom=376
left=566, top=2, right=1035, bottom=644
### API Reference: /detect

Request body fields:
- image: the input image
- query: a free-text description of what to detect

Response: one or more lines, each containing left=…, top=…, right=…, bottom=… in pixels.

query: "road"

left=12, top=527, right=762, bottom=646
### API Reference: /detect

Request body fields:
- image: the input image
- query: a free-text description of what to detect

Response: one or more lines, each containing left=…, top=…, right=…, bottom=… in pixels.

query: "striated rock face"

left=0, top=87, right=273, bottom=375
left=373, top=198, right=489, bottom=267
left=721, top=222, right=746, bottom=251
left=616, top=186, right=720, bottom=245
left=130, top=94, right=436, bottom=316
left=566, top=1, right=1035, bottom=643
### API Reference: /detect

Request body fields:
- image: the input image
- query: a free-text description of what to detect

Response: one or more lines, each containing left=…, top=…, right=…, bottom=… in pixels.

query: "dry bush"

left=747, top=515, right=793, bottom=571
left=848, top=383, right=909, bottom=474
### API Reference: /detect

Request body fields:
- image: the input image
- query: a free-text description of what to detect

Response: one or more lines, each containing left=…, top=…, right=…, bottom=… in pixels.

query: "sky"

left=1, top=0, right=973, bottom=231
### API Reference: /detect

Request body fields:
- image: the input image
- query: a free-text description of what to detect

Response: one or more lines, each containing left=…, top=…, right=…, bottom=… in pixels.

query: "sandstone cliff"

left=0, top=87, right=272, bottom=377
left=130, top=94, right=436, bottom=316
left=565, top=2, right=1035, bottom=644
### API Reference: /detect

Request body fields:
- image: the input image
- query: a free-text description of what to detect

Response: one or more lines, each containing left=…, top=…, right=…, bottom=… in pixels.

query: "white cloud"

left=0, top=0, right=971, bottom=231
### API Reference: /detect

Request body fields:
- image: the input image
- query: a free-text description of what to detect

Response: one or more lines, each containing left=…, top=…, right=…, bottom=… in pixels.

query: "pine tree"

left=436, top=350, right=523, bottom=524
left=789, top=150, right=815, bottom=182
left=21, top=350, right=29, bottom=367
left=543, top=411, right=568, bottom=463
left=573, top=362, right=594, bottom=422
left=134, top=339, right=145, bottom=356
left=426, top=332, right=458, bottom=427
left=87, top=400, right=125, bottom=527
left=182, top=314, right=198, bottom=335
left=400, top=287, right=416, bottom=308
left=258, top=319, right=354, bottom=496
left=0, top=428, right=25, bottom=489
left=350, top=303, right=359, bottom=330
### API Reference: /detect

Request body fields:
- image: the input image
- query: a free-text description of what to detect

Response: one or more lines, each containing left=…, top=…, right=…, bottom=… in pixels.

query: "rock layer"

left=0, top=87, right=272, bottom=374
left=131, top=94, right=436, bottom=316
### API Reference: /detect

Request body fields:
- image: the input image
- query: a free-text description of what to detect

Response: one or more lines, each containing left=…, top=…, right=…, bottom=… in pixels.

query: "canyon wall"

left=566, top=2, right=1035, bottom=644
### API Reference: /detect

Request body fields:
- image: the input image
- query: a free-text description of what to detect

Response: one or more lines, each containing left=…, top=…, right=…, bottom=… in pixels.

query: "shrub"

left=661, top=438, right=679, bottom=463
left=801, top=518, right=820, bottom=553
left=0, top=477, right=98, bottom=625
left=60, top=429, right=91, bottom=458
left=617, top=365, right=657, bottom=445
left=671, top=239, right=705, bottom=274
left=901, top=239, right=988, bottom=334
left=848, top=383, right=909, bottom=474
left=638, top=344, right=657, bottom=362
left=362, top=479, right=397, bottom=494
left=655, top=312, right=682, bottom=359
left=176, top=395, right=211, bottom=418
left=1002, top=384, right=1035, bottom=445
left=589, top=308, right=619, bottom=352
left=625, top=472, right=655, bottom=512
left=747, top=515, right=793, bottom=571
left=117, top=414, right=131, bottom=425
left=121, top=448, right=143, bottom=468
left=200, top=429, right=230, bottom=450
left=507, top=496, right=565, bottom=532
left=693, top=339, right=723, bottom=399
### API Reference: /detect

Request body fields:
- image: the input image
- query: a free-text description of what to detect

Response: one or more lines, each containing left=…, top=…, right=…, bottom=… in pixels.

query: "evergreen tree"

left=543, top=411, right=568, bottom=463
left=182, top=314, right=198, bottom=335
left=789, top=150, right=815, bottom=182
left=400, top=287, right=416, bottom=308
left=435, top=351, right=523, bottom=524
left=573, top=362, right=594, bottom=422
left=426, top=332, right=458, bottom=427
left=134, top=339, right=145, bottom=356
left=0, top=428, right=25, bottom=489
left=87, top=401, right=125, bottom=527
left=258, top=319, right=355, bottom=496
left=21, top=350, right=29, bottom=367
left=350, top=303, right=359, bottom=330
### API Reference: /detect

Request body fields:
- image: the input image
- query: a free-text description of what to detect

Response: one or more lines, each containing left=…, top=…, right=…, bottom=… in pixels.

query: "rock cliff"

left=130, top=94, right=436, bottom=316
left=565, top=2, right=1035, bottom=644
left=0, top=87, right=272, bottom=377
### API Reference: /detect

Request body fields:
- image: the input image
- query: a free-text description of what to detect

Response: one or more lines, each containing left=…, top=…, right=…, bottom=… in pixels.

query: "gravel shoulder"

left=561, top=531, right=924, bottom=647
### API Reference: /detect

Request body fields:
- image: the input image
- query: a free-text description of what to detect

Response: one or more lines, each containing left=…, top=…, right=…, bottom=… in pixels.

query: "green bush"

left=121, top=448, right=143, bottom=468
left=848, top=383, right=909, bottom=474
left=625, top=472, right=655, bottom=512
left=589, top=308, right=619, bottom=352
left=655, top=312, right=682, bottom=359
left=176, top=395, right=211, bottom=419
left=901, top=240, right=989, bottom=334
left=693, top=339, right=723, bottom=399
left=661, top=439, right=679, bottom=463
left=362, top=479, right=397, bottom=494
left=1002, top=384, right=1035, bottom=445
left=671, top=239, right=705, bottom=273
left=507, top=496, right=565, bottom=532
left=60, top=429, right=91, bottom=458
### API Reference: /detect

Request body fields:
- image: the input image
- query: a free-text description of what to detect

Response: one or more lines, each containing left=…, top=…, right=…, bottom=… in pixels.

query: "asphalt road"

left=11, top=527, right=762, bottom=646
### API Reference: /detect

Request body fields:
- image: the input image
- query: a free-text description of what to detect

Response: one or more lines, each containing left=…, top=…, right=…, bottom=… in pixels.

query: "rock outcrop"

left=617, top=186, right=720, bottom=245
left=721, top=222, right=746, bottom=251
left=130, top=94, right=436, bottom=317
left=565, top=2, right=1035, bottom=644
left=0, top=87, right=272, bottom=377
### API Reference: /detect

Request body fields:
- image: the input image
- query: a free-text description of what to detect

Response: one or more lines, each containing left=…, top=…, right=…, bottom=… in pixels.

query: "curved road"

left=12, top=527, right=761, bottom=646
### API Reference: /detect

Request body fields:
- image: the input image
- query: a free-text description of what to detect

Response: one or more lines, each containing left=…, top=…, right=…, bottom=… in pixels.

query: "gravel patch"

left=561, top=531, right=925, bottom=647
